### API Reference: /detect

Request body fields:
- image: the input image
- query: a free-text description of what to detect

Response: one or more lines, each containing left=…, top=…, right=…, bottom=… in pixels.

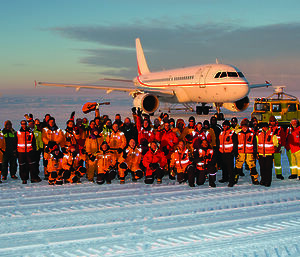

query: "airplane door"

left=195, top=68, right=205, bottom=88
left=198, top=66, right=211, bottom=88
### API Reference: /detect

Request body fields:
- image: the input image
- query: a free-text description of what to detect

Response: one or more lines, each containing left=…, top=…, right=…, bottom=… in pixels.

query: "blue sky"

left=1, top=0, right=300, bottom=94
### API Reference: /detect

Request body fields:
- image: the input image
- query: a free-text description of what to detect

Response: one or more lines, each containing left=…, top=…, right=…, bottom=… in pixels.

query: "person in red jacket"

left=286, top=118, right=300, bottom=179
left=142, top=141, right=167, bottom=184
left=155, top=120, right=179, bottom=179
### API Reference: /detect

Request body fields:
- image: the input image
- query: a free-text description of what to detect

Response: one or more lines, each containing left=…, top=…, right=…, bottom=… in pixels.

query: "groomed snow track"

left=0, top=173, right=300, bottom=257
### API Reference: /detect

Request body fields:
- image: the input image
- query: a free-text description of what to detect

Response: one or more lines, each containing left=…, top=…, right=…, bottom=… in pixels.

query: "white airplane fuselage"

left=134, top=63, right=249, bottom=104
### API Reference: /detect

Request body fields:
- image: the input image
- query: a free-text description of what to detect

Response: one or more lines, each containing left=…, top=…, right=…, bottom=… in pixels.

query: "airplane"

left=37, top=38, right=271, bottom=120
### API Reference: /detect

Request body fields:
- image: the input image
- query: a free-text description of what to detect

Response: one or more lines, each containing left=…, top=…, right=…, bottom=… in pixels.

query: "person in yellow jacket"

left=32, top=119, right=44, bottom=175
left=257, top=122, right=278, bottom=187
left=47, top=144, right=64, bottom=185
left=42, top=117, right=65, bottom=180
left=118, top=138, right=143, bottom=184
left=85, top=129, right=104, bottom=182
left=0, top=130, right=6, bottom=184
left=62, top=145, right=86, bottom=183
left=106, top=122, right=127, bottom=164
left=95, top=141, right=117, bottom=184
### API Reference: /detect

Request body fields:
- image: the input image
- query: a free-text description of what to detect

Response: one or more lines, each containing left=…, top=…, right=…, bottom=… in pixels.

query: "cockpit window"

left=214, top=72, right=221, bottom=78
left=238, top=72, right=244, bottom=78
left=220, top=72, right=227, bottom=78
left=227, top=72, right=238, bottom=77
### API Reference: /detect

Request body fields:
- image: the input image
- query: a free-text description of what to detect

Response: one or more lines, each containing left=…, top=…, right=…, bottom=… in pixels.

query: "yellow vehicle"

left=251, top=86, right=300, bottom=128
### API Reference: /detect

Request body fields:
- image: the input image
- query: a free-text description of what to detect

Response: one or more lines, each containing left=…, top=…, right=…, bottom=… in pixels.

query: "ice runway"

left=0, top=161, right=300, bottom=257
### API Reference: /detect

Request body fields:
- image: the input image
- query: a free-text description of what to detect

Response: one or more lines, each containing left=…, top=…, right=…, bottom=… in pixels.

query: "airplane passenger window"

left=227, top=72, right=238, bottom=77
left=288, top=104, right=296, bottom=112
left=220, top=72, right=227, bottom=78
left=238, top=72, right=244, bottom=77
left=272, top=104, right=281, bottom=112
left=215, top=72, right=221, bottom=78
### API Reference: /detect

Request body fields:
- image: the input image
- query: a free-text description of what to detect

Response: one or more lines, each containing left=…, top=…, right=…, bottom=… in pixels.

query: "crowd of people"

left=0, top=104, right=300, bottom=188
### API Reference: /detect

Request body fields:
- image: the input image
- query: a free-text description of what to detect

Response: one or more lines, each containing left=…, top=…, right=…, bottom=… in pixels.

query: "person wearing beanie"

left=179, top=116, right=196, bottom=153
left=42, top=117, right=65, bottom=180
left=268, top=116, right=286, bottom=180
left=95, top=141, right=117, bottom=184
left=155, top=120, right=179, bottom=179
left=1, top=120, right=18, bottom=181
left=85, top=128, right=104, bottom=182
left=230, top=117, right=240, bottom=133
left=143, top=141, right=167, bottom=184
left=256, top=122, right=278, bottom=187
left=285, top=119, right=300, bottom=180
left=234, top=118, right=259, bottom=185
left=218, top=120, right=238, bottom=187
left=118, top=138, right=143, bottom=183
left=17, top=120, right=41, bottom=184
left=47, top=144, right=64, bottom=185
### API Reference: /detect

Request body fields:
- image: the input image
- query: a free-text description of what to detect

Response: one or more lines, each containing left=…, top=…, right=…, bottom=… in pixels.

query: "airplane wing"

left=36, top=81, right=175, bottom=97
left=249, top=81, right=272, bottom=89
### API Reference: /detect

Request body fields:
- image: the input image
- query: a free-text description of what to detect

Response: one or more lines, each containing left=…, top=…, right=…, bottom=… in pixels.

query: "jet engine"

left=222, top=96, right=250, bottom=112
left=133, top=93, right=160, bottom=114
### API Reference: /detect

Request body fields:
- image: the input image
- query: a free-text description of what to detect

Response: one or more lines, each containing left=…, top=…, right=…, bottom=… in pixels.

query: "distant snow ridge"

left=0, top=171, right=300, bottom=257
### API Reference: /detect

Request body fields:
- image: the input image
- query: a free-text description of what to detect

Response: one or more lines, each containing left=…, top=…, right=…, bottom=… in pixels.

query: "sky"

left=1, top=0, right=300, bottom=94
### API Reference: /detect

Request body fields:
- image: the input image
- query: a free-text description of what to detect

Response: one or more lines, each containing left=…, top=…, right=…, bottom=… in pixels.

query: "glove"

left=51, top=171, right=58, bottom=179
left=66, top=137, right=71, bottom=142
left=70, top=111, right=75, bottom=120
left=89, top=155, right=96, bottom=162
left=183, top=153, right=187, bottom=159
left=117, top=148, right=123, bottom=154
left=162, top=146, right=169, bottom=156
left=159, top=112, right=164, bottom=119
left=152, top=163, right=159, bottom=169
left=131, top=107, right=136, bottom=115
left=137, top=108, right=142, bottom=116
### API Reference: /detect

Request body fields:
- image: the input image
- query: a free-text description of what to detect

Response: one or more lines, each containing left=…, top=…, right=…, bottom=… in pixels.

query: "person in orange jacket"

left=118, top=138, right=143, bottom=183
left=170, top=140, right=193, bottom=184
left=85, top=129, right=104, bottom=182
left=47, top=144, right=64, bottom=185
left=95, top=141, right=117, bottom=184
left=142, top=141, right=167, bottom=184
left=62, top=145, right=86, bottom=183
left=257, top=122, right=278, bottom=187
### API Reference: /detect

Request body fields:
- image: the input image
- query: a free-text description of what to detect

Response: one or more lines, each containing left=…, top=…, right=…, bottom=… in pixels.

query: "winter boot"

left=288, top=174, right=297, bottom=179
left=276, top=174, right=284, bottom=180
left=209, top=174, right=216, bottom=187
left=157, top=178, right=162, bottom=184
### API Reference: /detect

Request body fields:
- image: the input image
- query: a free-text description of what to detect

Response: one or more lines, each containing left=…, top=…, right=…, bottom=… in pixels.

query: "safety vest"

left=219, top=130, right=234, bottom=153
left=257, top=130, right=275, bottom=156
left=196, top=148, right=214, bottom=170
left=120, top=146, right=142, bottom=171
left=237, top=131, right=254, bottom=153
left=107, top=130, right=127, bottom=150
left=286, top=126, right=300, bottom=153
left=17, top=130, right=33, bottom=152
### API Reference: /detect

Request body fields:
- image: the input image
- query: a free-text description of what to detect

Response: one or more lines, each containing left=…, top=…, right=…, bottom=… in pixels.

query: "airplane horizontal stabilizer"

left=249, top=81, right=272, bottom=88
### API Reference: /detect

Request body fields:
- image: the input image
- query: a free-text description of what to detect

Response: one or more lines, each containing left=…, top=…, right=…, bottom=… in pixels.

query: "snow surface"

left=1, top=93, right=300, bottom=256
left=1, top=154, right=300, bottom=257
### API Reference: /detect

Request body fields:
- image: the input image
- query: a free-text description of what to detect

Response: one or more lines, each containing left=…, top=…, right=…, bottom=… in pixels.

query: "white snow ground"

left=1, top=93, right=300, bottom=256
left=1, top=153, right=300, bottom=257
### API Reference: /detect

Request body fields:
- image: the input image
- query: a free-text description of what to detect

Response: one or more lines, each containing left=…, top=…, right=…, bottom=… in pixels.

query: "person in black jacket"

left=2, top=120, right=18, bottom=180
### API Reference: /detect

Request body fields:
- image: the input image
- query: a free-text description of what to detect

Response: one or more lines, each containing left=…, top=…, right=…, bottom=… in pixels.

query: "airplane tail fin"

left=135, top=38, right=150, bottom=75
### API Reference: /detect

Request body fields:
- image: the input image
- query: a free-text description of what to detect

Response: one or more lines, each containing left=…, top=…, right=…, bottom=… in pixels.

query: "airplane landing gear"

left=214, top=103, right=224, bottom=120
left=196, top=103, right=212, bottom=115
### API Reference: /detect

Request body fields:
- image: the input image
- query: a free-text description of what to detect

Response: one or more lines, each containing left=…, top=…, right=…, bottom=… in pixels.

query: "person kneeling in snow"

left=62, top=145, right=86, bottom=183
left=189, top=139, right=217, bottom=187
left=170, top=140, right=193, bottom=184
left=118, top=139, right=143, bottom=184
left=142, top=141, right=167, bottom=184
left=47, top=144, right=64, bottom=185
left=95, top=141, right=117, bottom=184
